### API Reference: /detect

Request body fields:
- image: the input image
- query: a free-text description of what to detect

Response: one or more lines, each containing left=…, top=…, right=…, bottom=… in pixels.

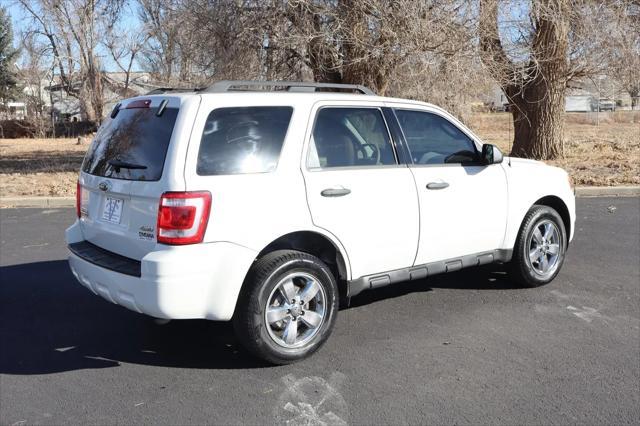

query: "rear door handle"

left=321, top=187, right=351, bottom=197
left=426, top=182, right=449, bottom=190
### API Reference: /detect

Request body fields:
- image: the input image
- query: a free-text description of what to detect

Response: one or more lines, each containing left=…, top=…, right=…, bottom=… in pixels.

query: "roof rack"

left=200, top=80, right=375, bottom=95
left=145, top=87, right=204, bottom=95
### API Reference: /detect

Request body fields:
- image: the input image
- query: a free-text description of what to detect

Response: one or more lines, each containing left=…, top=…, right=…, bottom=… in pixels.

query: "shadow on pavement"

left=0, top=260, right=267, bottom=374
left=0, top=259, right=520, bottom=374
left=349, top=264, right=520, bottom=308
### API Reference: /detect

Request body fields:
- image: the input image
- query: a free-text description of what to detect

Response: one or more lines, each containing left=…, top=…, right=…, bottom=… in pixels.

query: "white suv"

left=66, top=81, right=575, bottom=364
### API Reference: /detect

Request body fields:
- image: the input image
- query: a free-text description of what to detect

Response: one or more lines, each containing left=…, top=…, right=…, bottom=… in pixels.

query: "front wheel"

left=509, top=205, right=567, bottom=287
left=233, top=250, right=339, bottom=364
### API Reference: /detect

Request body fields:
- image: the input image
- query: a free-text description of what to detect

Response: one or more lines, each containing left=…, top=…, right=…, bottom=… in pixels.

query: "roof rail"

left=145, top=87, right=203, bottom=95
left=201, top=80, right=375, bottom=95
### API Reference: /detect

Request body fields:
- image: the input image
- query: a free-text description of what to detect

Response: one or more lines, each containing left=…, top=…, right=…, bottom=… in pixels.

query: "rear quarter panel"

left=182, top=94, right=353, bottom=278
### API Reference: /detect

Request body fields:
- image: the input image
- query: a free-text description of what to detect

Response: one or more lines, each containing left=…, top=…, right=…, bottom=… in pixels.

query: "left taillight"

left=76, top=180, right=81, bottom=218
left=76, top=181, right=88, bottom=218
left=157, top=191, right=212, bottom=245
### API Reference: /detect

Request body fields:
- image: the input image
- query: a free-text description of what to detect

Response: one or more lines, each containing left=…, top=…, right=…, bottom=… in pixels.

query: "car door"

left=302, top=103, right=419, bottom=280
left=391, top=106, right=508, bottom=265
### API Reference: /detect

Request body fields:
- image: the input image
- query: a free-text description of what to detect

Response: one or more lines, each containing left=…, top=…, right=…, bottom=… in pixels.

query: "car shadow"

left=0, top=260, right=268, bottom=375
left=1, top=260, right=520, bottom=374
left=346, top=264, right=520, bottom=309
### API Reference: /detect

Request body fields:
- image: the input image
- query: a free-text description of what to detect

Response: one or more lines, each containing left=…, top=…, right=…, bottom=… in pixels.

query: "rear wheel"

left=233, top=250, right=339, bottom=364
left=509, top=205, right=567, bottom=287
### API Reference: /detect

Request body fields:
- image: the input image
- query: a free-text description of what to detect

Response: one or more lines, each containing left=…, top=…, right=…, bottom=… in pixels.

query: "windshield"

left=81, top=106, right=179, bottom=181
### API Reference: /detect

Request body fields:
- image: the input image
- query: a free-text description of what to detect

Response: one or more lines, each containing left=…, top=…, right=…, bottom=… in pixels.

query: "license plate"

left=102, top=197, right=123, bottom=224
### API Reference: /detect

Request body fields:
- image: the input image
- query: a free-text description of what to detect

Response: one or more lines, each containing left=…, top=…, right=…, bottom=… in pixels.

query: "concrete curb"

left=1, top=186, right=638, bottom=208
left=574, top=186, right=640, bottom=197
left=0, top=197, right=75, bottom=208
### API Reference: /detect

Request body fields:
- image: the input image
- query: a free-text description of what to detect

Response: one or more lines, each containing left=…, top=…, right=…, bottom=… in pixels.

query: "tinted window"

left=82, top=107, right=178, bottom=181
left=197, top=107, right=293, bottom=175
left=308, top=108, right=396, bottom=168
left=395, top=110, right=478, bottom=165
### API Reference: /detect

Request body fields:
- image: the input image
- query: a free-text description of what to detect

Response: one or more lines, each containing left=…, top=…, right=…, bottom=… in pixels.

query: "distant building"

left=4, top=102, right=27, bottom=119
left=4, top=71, right=165, bottom=122
left=46, top=72, right=157, bottom=122
left=565, top=77, right=635, bottom=112
left=480, top=75, right=637, bottom=113
left=565, top=95, right=595, bottom=112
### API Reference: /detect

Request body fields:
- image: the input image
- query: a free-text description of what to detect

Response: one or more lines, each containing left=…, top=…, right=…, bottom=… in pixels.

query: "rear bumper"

left=65, top=221, right=257, bottom=321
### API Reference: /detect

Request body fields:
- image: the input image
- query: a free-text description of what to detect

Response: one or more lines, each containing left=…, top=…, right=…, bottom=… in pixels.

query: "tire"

left=233, top=250, right=339, bottom=364
left=509, top=205, right=567, bottom=288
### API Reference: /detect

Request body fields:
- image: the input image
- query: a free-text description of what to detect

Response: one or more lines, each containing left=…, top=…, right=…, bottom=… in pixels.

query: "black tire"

left=509, top=205, right=567, bottom=288
left=233, top=250, right=339, bottom=365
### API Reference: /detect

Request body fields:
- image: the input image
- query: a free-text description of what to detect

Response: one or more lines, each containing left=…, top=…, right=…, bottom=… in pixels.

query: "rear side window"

left=82, top=106, right=179, bottom=181
left=395, top=110, right=478, bottom=165
left=196, top=107, right=293, bottom=175
left=308, top=108, right=397, bottom=168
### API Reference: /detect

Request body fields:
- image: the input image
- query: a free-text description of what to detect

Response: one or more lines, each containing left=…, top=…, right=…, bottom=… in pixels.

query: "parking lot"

left=1, top=197, right=638, bottom=425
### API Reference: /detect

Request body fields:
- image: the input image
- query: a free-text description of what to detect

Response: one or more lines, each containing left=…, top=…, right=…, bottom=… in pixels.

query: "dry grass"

left=0, top=138, right=88, bottom=197
left=468, top=112, right=640, bottom=186
left=0, top=113, right=638, bottom=197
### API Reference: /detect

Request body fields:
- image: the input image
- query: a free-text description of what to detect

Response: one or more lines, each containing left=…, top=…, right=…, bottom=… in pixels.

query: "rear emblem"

left=98, top=181, right=111, bottom=192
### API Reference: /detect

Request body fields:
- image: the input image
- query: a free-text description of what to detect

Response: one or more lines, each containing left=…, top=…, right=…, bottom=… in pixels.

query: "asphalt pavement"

left=1, top=197, right=639, bottom=425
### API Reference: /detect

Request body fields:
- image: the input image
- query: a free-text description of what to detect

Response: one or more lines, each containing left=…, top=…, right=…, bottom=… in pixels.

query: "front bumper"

left=66, top=221, right=257, bottom=321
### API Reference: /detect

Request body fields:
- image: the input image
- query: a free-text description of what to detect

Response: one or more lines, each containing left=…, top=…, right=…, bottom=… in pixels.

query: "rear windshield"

left=81, top=106, right=179, bottom=181
left=196, top=106, right=293, bottom=175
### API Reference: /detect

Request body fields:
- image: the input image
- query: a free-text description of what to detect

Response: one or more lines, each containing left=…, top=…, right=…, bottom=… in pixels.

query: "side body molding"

left=347, top=249, right=513, bottom=297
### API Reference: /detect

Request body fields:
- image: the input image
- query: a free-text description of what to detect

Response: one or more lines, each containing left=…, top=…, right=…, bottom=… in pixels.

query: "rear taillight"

left=76, top=181, right=81, bottom=218
left=76, top=181, right=88, bottom=218
left=157, top=191, right=211, bottom=245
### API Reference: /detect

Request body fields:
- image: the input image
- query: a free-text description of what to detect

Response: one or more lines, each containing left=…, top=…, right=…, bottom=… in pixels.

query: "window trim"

left=305, top=105, right=401, bottom=171
left=194, top=105, right=295, bottom=176
left=391, top=107, right=485, bottom=168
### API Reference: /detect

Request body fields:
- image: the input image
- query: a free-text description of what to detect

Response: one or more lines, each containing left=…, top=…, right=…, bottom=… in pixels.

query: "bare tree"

left=243, top=1, right=476, bottom=95
left=18, top=0, right=124, bottom=121
left=137, top=0, right=187, bottom=83
left=104, top=20, right=148, bottom=94
left=608, top=1, right=640, bottom=108
left=478, top=0, right=632, bottom=159
left=18, top=33, right=51, bottom=135
left=136, top=0, right=266, bottom=84
left=479, top=0, right=570, bottom=159
left=138, top=1, right=485, bottom=119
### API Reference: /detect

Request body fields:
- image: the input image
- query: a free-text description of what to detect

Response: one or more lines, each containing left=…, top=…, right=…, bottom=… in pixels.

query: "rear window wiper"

left=108, top=159, right=148, bottom=172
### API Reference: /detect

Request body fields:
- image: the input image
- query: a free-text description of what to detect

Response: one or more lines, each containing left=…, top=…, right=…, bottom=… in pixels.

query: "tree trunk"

left=505, top=74, right=566, bottom=159
left=508, top=8, right=569, bottom=159
left=480, top=0, right=570, bottom=160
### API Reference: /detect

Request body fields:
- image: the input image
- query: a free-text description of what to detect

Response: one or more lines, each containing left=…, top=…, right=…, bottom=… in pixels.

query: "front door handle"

left=321, top=187, right=351, bottom=197
left=426, top=182, right=449, bottom=190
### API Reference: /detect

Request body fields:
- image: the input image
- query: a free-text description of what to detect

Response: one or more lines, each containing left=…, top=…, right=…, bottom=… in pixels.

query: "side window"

left=307, top=108, right=397, bottom=168
left=196, top=106, right=293, bottom=175
left=395, top=110, right=478, bottom=165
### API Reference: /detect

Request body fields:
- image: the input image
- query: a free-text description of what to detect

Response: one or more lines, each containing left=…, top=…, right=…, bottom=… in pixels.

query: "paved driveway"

left=1, top=197, right=638, bottom=425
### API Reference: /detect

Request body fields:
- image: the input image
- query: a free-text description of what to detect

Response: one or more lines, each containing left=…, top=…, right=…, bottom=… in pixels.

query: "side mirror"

left=481, top=144, right=503, bottom=165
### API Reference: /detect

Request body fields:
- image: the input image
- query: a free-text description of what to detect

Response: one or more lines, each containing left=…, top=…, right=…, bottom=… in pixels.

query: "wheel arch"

left=234, top=231, right=351, bottom=313
left=533, top=195, right=572, bottom=243
left=255, top=231, right=350, bottom=281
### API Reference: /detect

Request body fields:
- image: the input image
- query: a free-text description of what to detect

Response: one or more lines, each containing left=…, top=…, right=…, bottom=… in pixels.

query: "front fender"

left=503, top=160, right=576, bottom=249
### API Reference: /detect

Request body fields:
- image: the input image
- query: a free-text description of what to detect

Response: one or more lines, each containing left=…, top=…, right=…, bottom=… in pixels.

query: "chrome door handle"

left=321, top=187, right=351, bottom=197
left=426, top=182, right=449, bottom=190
